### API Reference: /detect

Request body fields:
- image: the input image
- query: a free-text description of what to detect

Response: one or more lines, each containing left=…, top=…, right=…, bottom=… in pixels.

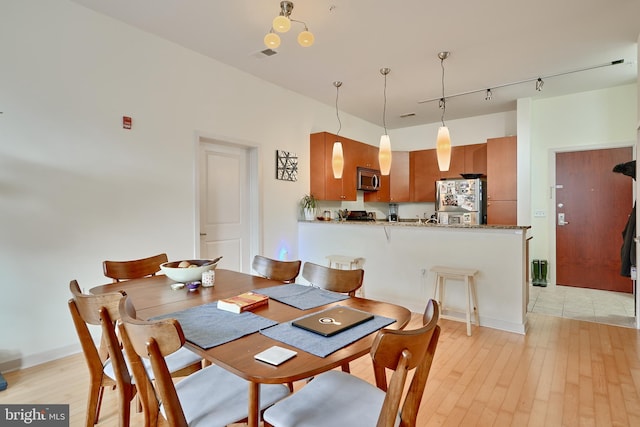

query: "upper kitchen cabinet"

left=464, top=143, right=487, bottom=176
left=388, top=151, right=410, bottom=202
left=311, top=132, right=385, bottom=201
left=409, top=146, right=468, bottom=202
left=486, top=136, right=517, bottom=224
left=410, top=149, right=439, bottom=202
left=310, top=132, right=357, bottom=201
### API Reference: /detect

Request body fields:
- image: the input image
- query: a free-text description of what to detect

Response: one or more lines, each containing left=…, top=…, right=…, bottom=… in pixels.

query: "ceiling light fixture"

left=379, top=68, right=392, bottom=176
left=418, top=59, right=624, bottom=104
left=535, top=78, right=544, bottom=91
left=332, top=81, right=344, bottom=179
left=264, top=1, right=314, bottom=49
left=485, top=88, right=492, bottom=101
left=436, top=52, right=452, bottom=172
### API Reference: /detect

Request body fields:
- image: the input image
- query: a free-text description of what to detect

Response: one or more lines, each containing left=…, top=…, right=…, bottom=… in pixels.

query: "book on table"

left=217, top=291, right=269, bottom=313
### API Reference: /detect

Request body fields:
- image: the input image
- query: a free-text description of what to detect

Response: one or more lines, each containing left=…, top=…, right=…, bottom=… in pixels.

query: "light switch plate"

left=534, top=210, right=546, bottom=218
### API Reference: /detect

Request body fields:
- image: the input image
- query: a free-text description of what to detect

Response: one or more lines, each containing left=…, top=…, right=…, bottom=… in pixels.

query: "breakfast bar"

left=299, top=220, right=531, bottom=334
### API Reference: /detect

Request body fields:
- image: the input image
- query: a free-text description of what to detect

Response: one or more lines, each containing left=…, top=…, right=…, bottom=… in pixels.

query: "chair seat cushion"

left=164, top=364, right=290, bottom=426
left=264, top=370, right=397, bottom=427
left=103, top=347, right=202, bottom=382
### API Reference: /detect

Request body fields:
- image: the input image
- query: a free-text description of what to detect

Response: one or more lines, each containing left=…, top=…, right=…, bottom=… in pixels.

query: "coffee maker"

left=388, top=203, right=398, bottom=222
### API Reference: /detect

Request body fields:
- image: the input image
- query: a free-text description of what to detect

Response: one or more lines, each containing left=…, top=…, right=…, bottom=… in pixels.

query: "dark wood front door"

left=555, top=147, right=633, bottom=292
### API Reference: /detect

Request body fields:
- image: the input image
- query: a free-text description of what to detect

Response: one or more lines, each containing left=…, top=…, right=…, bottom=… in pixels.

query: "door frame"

left=193, top=131, right=261, bottom=273
left=549, top=142, right=636, bottom=289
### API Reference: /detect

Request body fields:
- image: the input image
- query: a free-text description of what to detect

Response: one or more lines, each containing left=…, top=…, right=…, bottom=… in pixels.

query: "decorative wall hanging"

left=276, top=150, right=298, bottom=181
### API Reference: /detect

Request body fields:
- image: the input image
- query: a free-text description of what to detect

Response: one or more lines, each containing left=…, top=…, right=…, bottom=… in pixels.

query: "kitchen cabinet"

left=464, top=143, right=487, bottom=175
left=409, top=146, right=469, bottom=202
left=310, top=132, right=387, bottom=201
left=389, top=151, right=410, bottom=202
left=409, top=149, right=439, bottom=202
left=486, top=136, right=517, bottom=224
left=311, top=132, right=356, bottom=201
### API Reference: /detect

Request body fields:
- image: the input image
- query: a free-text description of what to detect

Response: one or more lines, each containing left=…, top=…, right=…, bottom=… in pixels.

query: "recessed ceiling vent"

left=253, top=49, right=278, bottom=58
left=400, top=112, right=416, bottom=118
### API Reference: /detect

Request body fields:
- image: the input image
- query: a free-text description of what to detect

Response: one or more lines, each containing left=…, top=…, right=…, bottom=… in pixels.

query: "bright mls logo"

left=0, top=405, right=69, bottom=426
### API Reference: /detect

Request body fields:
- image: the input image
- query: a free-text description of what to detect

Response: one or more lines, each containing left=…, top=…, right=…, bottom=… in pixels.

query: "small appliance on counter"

left=345, top=210, right=376, bottom=222
left=388, top=203, right=398, bottom=222
left=435, top=178, right=486, bottom=225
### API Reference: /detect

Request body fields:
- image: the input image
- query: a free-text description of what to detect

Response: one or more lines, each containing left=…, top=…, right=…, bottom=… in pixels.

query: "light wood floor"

left=2, top=312, right=640, bottom=426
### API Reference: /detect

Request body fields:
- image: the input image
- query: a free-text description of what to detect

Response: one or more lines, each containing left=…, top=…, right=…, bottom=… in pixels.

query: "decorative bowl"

left=160, top=259, right=219, bottom=283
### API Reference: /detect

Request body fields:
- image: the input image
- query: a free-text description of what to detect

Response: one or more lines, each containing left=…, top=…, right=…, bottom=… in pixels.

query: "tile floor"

left=528, top=283, right=637, bottom=328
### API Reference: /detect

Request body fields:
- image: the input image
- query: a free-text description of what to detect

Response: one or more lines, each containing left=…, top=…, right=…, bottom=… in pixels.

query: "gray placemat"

left=257, top=284, right=349, bottom=310
left=152, top=302, right=278, bottom=349
left=260, top=305, right=396, bottom=357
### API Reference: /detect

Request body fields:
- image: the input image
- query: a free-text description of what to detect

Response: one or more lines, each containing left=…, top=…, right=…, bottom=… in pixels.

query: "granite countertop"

left=301, top=219, right=530, bottom=230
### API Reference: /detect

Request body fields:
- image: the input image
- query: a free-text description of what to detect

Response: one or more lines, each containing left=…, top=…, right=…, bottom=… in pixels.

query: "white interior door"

left=199, top=141, right=251, bottom=272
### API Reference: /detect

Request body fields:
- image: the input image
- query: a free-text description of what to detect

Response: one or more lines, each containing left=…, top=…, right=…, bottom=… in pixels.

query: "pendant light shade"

left=379, top=134, right=392, bottom=175
left=436, top=52, right=452, bottom=171
left=379, top=68, right=392, bottom=176
left=331, top=81, right=344, bottom=179
left=332, top=142, right=344, bottom=179
left=436, top=126, right=451, bottom=171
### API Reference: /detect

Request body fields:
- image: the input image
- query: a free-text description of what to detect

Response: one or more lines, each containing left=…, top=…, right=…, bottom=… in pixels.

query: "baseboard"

left=0, top=343, right=81, bottom=373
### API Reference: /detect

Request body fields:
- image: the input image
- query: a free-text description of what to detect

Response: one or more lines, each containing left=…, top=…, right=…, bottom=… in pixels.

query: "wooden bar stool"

left=326, top=255, right=365, bottom=296
left=431, top=266, right=479, bottom=336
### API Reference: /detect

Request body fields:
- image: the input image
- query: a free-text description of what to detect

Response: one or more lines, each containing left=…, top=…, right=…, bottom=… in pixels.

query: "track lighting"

left=264, top=1, right=314, bottom=49
left=418, top=59, right=625, bottom=104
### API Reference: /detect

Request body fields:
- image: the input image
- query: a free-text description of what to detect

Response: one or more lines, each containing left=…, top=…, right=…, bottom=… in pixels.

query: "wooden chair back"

left=301, top=262, right=364, bottom=296
left=118, top=296, right=190, bottom=427
left=103, top=253, right=169, bottom=283
left=252, top=255, right=302, bottom=283
left=68, top=280, right=134, bottom=427
left=371, top=299, right=441, bottom=427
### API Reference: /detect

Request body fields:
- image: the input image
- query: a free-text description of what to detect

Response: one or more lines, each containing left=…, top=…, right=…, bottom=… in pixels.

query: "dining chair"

left=301, top=261, right=365, bottom=373
left=68, top=281, right=203, bottom=427
left=263, top=299, right=441, bottom=427
left=68, top=281, right=134, bottom=427
left=103, top=253, right=169, bottom=283
left=301, top=261, right=364, bottom=296
left=117, top=295, right=291, bottom=427
left=252, top=255, right=302, bottom=283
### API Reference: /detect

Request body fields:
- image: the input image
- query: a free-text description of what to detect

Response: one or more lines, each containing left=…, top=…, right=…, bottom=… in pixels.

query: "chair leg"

left=87, top=383, right=103, bottom=426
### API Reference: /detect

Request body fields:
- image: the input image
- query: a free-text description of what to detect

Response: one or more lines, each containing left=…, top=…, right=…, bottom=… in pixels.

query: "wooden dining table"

left=91, top=268, right=412, bottom=427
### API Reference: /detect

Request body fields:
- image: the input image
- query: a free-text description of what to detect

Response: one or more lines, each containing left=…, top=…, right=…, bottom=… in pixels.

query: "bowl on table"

left=160, top=259, right=219, bottom=283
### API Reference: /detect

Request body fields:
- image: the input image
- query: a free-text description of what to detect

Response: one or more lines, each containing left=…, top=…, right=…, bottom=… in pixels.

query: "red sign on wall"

left=123, top=116, right=132, bottom=129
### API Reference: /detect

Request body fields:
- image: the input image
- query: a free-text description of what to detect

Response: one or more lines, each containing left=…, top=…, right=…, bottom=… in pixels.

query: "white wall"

left=529, top=85, right=637, bottom=284
left=0, top=0, right=383, bottom=370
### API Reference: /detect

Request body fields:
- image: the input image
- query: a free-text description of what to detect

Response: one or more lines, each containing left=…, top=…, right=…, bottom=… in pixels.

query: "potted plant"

left=300, top=194, right=318, bottom=220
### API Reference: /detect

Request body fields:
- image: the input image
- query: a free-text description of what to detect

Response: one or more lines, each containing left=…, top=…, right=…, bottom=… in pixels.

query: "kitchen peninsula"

left=298, top=220, right=531, bottom=334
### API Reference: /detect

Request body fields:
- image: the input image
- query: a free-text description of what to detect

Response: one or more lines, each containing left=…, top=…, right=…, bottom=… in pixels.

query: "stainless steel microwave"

left=357, top=167, right=380, bottom=191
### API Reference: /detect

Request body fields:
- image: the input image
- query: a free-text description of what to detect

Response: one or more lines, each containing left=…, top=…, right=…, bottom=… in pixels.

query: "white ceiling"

left=71, top=0, right=639, bottom=129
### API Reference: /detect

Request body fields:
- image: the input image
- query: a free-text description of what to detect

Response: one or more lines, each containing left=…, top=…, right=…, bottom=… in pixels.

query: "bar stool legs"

left=431, top=266, right=479, bottom=336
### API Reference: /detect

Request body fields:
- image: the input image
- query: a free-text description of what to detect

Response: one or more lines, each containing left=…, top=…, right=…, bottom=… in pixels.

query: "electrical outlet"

left=534, top=210, right=546, bottom=218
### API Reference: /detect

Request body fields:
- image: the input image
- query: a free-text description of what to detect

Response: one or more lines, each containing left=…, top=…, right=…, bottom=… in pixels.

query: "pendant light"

left=331, top=81, right=344, bottom=179
left=436, top=51, right=452, bottom=172
left=378, top=68, right=392, bottom=176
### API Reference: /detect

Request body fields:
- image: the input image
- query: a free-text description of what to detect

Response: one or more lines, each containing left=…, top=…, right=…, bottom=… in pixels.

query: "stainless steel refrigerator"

left=435, top=178, right=486, bottom=225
